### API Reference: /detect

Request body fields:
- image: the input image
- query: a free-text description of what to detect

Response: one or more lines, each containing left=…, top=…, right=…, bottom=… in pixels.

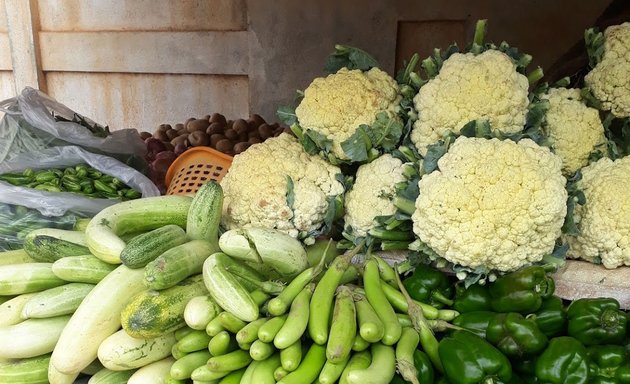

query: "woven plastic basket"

left=165, top=147, right=233, bottom=196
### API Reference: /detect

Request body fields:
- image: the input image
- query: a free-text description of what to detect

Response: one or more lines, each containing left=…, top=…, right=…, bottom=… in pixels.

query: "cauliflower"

left=542, top=87, right=607, bottom=175
left=344, top=154, right=408, bottom=237
left=584, top=22, right=630, bottom=118
left=412, top=136, right=567, bottom=272
left=410, top=50, right=530, bottom=156
left=565, top=156, right=630, bottom=268
left=294, top=67, right=402, bottom=161
left=220, top=133, right=345, bottom=239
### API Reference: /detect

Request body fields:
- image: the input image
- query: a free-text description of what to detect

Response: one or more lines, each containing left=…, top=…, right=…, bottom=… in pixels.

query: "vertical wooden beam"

left=4, top=0, right=45, bottom=93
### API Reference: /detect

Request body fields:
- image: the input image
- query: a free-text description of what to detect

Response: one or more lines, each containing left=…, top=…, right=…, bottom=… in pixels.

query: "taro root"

left=210, top=113, right=227, bottom=125
left=165, top=128, right=179, bottom=140
left=216, top=139, right=234, bottom=153
left=187, top=119, right=210, bottom=133
left=189, top=131, right=210, bottom=147
left=207, top=122, right=224, bottom=135
left=234, top=142, right=251, bottom=154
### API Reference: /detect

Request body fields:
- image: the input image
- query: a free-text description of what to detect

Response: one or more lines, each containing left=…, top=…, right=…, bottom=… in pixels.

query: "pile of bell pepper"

left=396, top=264, right=630, bottom=383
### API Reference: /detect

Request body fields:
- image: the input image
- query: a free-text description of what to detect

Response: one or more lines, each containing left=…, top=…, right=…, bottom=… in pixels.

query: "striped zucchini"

left=0, top=249, right=38, bottom=266
left=121, top=274, right=208, bottom=339
left=97, top=329, right=176, bottom=371
left=0, top=315, right=71, bottom=359
left=23, top=229, right=90, bottom=263
left=50, top=265, right=146, bottom=376
left=0, top=263, right=66, bottom=295
left=21, top=283, right=94, bottom=319
left=51, top=255, right=117, bottom=284
left=186, top=181, right=223, bottom=242
left=88, top=367, right=136, bottom=384
left=143, top=240, right=218, bottom=290
left=85, top=195, right=193, bottom=264
left=0, top=353, right=51, bottom=384
left=128, top=356, right=176, bottom=384
left=120, top=225, right=188, bottom=268
left=0, top=293, right=37, bottom=326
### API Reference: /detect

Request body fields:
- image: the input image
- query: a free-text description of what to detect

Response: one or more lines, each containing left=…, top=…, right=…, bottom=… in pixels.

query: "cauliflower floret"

left=410, top=50, right=530, bottom=156
left=565, top=156, right=630, bottom=268
left=344, top=154, right=408, bottom=237
left=295, top=67, right=401, bottom=160
left=542, top=88, right=607, bottom=175
left=220, top=133, right=344, bottom=238
left=584, top=22, right=630, bottom=118
left=412, top=137, right=567, bottom=272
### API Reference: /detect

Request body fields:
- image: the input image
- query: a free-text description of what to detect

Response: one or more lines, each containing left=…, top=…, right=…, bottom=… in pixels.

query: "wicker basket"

left=165, top=147, right=233, bottom=196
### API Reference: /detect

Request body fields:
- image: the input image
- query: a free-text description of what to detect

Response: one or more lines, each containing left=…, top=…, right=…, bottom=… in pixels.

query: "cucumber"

left=144, top=240, right=219, bottom=290
left=23, top=229, right=90, bottom=262
left=52, top=255, right=117, bottom=284
left=121, top=274, right=208, bottom=339
left=85, top=195, right=193, bottom=264
left=0, top=293, right=37, bottom=326
left=88, top=367, right=136, bottom=384
left=186, top=181, right=223, bottom=242
left=120, top=225, right=188, bottom=269
left=0, top=263, right=66, bottom=295
left=0, top=353, right=51, bottom=384
left=184, top=295, right=222, bottom=330
left=21, top=283, right=94, bottom=319
left=0, top=315, right=71, bottom=359
left=128, top=356, right=175, bottom=384
left=51, top=265, right=146, bottom=376
left=81, top=359, right=105, bottom=375
left=0, top=249, right=38, bottom=266
left=48, top=361, right=80, bottom=384
left=97, top=329, right=177, bottom=370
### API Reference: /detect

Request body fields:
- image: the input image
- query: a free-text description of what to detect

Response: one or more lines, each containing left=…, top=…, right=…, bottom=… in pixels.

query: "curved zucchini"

left=97, top=329, right=176, bottom=371
left=85, top=195, right=193, bottom=264
left=0, top=315, right=71, bottom=359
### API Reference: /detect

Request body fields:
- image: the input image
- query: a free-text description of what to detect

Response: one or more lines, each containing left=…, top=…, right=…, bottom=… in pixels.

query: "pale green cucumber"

left=51, top=255, right=117, bottom=284
left=0, top=263, right=66, bottom=295
left=0, top=249, right=37, bottom=266
left=120, top=225, right=188, bottom=269
left=0, top=315, right=71, bottom=359
left=184, top=295, right=221, bottom=330
left=88, top=367, right=136, bottom=384
left=23, top=229, right=90, bottom=263
left=0, top=353, right=51, bottom=384
left=128, top=356, right=175, bottom=384
left=186, top=181, right=223, bottom=242
left=97, top=329, right=176, bottom=370
left=21, top=283, right=94, bottom=319
left=0, top=293, right=38, bottom=326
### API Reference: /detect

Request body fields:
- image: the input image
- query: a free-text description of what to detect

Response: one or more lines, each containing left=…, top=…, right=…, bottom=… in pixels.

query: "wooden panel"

left=396, top=20, right=467, bottom=71
left=46, top=72, right=249, bottom=133
left=0, top=33, right=11, bottom=69
left=39, top=31, right=249, bottom=75
left=5, top=0, right=45, bottom=91
left=37, top=0, right=247, bottom=32
left=0, top=0, right=6, bottom=32
left=0, top=71, right=15, bottom=99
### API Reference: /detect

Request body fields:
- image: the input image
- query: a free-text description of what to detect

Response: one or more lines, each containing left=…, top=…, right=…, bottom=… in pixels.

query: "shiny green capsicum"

left=567, top=298, right=627, bottom=346
left=588, top=344, right=630, bottom=383
left=403, top=264, right=454, bottom=307
left=451, top=311, right=495, bottom=338
left=489, top=265, right=555, bottom=314
left=453, top=282, right=492, bottom=313
left=391, top=349, right=435, bottom=384
left=526, top=296, right=566, bottom=337
left=438, top=330, right=512, bottom=384
left=535, top=336, right=589, bottom=384
left=486, top=312, right=548, bottom=357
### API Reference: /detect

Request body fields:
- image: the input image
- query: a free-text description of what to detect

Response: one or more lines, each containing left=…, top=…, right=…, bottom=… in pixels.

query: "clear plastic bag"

left=0, top=146, right=160, bottom=217
left=0, top=87, right=147, bottom=168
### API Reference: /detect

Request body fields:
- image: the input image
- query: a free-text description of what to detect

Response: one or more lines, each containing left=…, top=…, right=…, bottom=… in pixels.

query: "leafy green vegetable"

left=324, top=44, right=379, bottom=74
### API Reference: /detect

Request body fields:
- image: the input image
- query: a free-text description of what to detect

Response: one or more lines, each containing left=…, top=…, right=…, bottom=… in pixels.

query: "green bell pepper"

left=453, top=282, right=492, bottom=313
left=403, top=264, right=454, bottom=307
left=526, top=296, right=566, bottom=337
left=535, top=336, right=589, bottom=384
left=486, top=312, right=548, bottom=357
left=391, top=349, right=435, bottom=384
left=567, top=298, right=627, bottom=346
left=451, top=311, right=495, bottom=338
left=438, top=330, right=512, bottom=384
left=489, top=265, right=555, bottom=314
left=588, top=344, right=630, bottom=383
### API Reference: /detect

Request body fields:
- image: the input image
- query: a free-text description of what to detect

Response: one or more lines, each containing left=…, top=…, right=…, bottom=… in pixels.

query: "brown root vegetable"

left=210, top=134, right=226, bottom=148
left=154, top=130, right=169, bottom=142
left=233, top=142, right=251, bottom=154
left=247, top=137, right=262, bottom=145
left=151, top=157, right=174, bottom=174
left=184, top=117, right=195, bottom=128
left=174, top=143, right=188, bottom=155
left=206, top=122, right=225, bottom=135
left=156, top=124, right=171, bottom=132
left=166, top=129, right=179, bottom=140
left=187, top=119, right=210, bottom=133
left=216, top=139, right=234, bottom=153
left=171, top=134, right=189, bottom=147
left=140, top=131, right=153, bottom=140
left=155, top=150, right=177, bottom=162
left=224, top=129, right=238, bottom=141
left=232, top=119, right=249, bottom=135
left=258, top=124, right=273, bottom=139
left=145, top=137, right=167, bottom=154
left=163, top=142, right=175, bottom=151
left=248, top=130, right=261, bottom=140
left=248, top=114, right=266, bottom=128
left=189, top=131, right=210, bottom=146
left=175, top=123, right=186, bottom=132
left=203, top=114, right=211, bottom=121
left=210, top=113, right=227, bottom=125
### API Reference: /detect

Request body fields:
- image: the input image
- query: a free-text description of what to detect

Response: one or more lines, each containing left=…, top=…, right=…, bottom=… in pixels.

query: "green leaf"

left=303, top=129, right=333, bottom=156
left=422, top=138, right=452, bottom=174
left=286, top=176, right=295, bottom=210
left=277, top=106, right=298, bottom=126
left=585, top=27, right=605, bottom=68
left=364, top=112, right=404, bottom=152
left=341, top=126, right=370, bottom=162
left=324, top=44, right=379, bottom=74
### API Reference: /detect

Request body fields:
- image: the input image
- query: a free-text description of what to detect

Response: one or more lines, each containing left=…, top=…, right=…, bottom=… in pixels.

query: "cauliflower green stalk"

left=409, top=137, right=568, bottom=285
left=278, top=45, right=405, bottom=165
left=220, top=133, right=345, bottom=243
left=340, top=154, right=417, bottom=251
left=564, top=156, right=630, bottom=269
left=582, top=23, right=630, bottom=156
left=400, top=19, right=547, bottom=157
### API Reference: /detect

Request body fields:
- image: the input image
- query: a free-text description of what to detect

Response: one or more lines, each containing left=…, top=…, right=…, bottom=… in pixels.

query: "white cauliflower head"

left=542, top=87, right=607, bottom=175
left=584, top=22, right=630, bottom=118
left=295, top=67, right=401, bottom=160
left=220, top=133, right=345, bottom=238
left=344, top=154, right=408, bottom=237
left=565, top=156, right=630, bottom=268
left=412, top=136, right=567, bottom=272
left=410, top=50, right=530, bottom=156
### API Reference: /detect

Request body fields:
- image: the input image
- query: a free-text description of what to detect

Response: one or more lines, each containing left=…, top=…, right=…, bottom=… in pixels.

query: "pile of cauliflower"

left=219, top=20, right=630, bottom=279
